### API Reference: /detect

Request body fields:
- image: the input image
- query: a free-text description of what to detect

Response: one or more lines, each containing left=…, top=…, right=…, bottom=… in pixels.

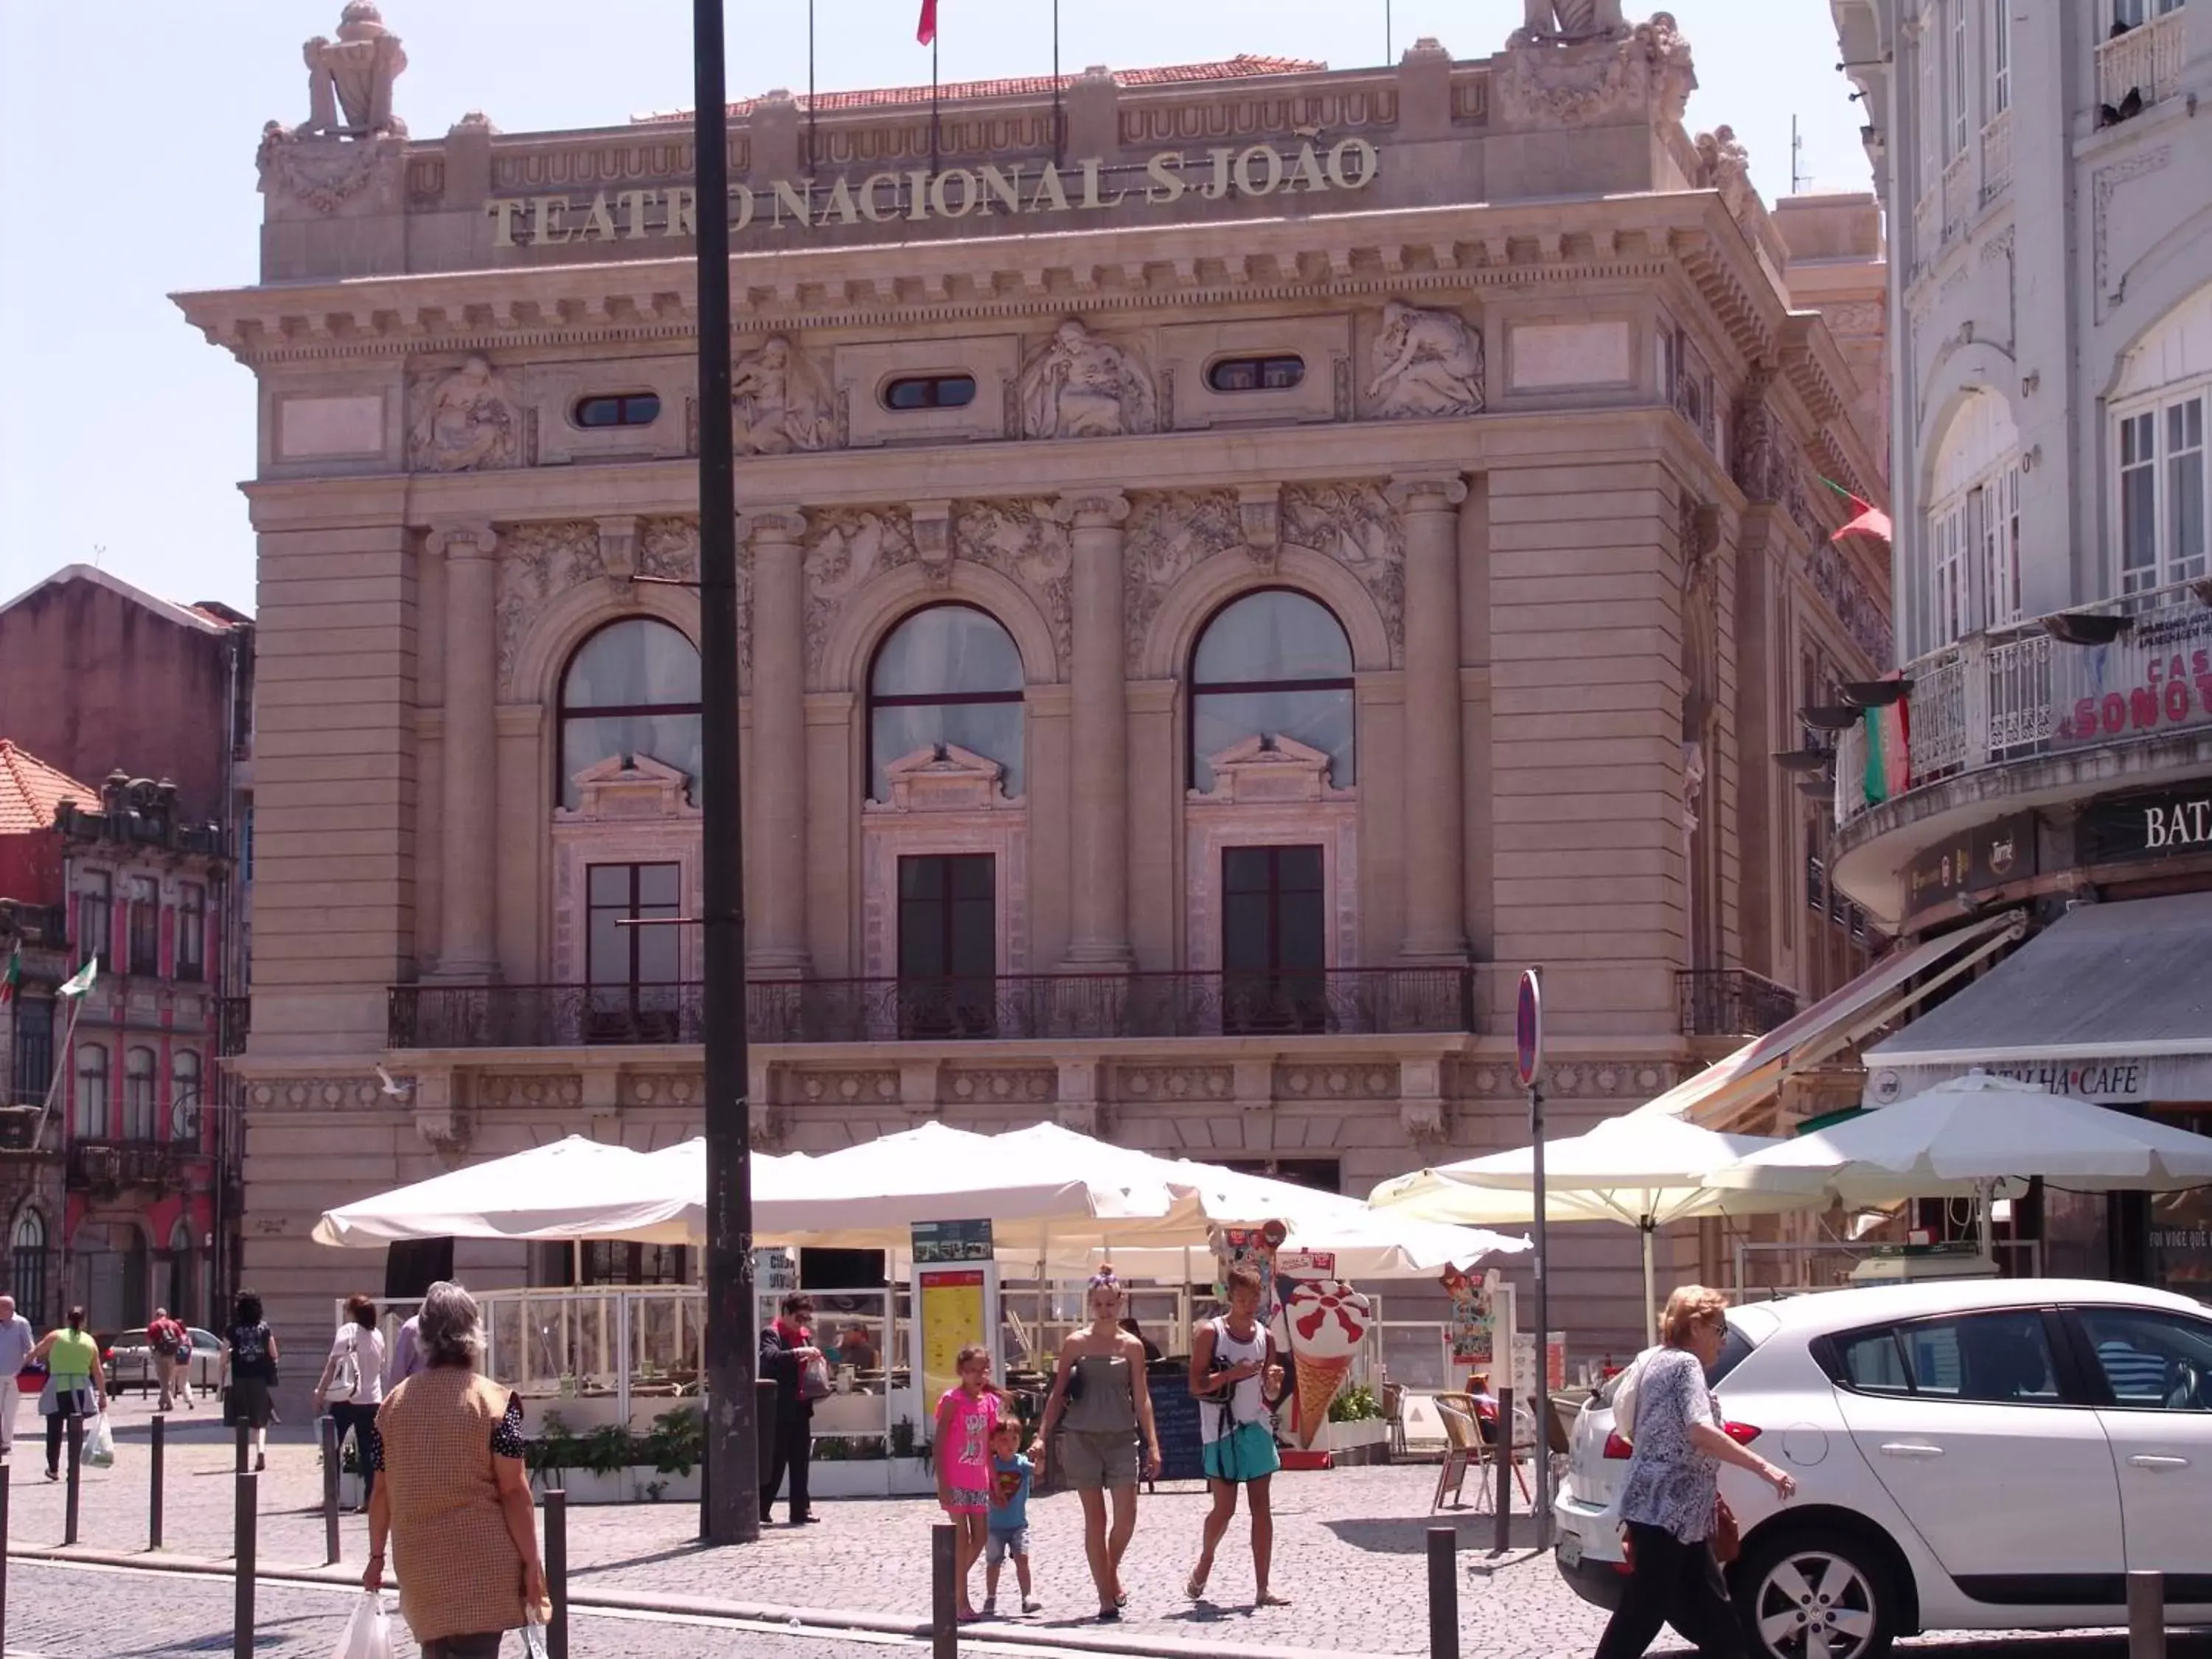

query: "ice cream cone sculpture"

left=1283, top=1279, right=1372, bottom=1447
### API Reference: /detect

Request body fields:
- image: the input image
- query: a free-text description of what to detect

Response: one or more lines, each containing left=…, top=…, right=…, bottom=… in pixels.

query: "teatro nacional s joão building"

left=184, top=0, right=1896, bottom=1355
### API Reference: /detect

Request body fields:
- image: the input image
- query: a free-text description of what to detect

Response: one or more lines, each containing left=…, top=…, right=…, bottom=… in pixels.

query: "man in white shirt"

left=0, top=1295, right=35, bottom=1455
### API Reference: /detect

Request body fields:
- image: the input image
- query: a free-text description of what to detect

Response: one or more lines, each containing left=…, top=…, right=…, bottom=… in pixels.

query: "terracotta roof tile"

left=0, top=742, right=98, bottom=838
left=635, top=56, right=1327, bottom=122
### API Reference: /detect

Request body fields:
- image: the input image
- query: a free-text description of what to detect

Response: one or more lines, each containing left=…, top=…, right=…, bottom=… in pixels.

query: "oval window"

left=883, top=375, right=978, bottom=411
left=1206, top=355, right=1305, bottom=394
left=574, top=392, right=663, bottom=428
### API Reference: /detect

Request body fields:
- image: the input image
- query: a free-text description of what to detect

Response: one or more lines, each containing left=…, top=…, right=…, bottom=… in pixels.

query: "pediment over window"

left=556, top=753, right=697, bottom=823
left=1190, top=734, right=1353, bottom=804
left=869, top=743, right=1020, bottom=813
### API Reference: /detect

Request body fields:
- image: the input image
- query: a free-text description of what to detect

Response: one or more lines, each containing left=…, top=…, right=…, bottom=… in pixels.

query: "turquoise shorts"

left=1202, top=1420, right=1281, bottom=1484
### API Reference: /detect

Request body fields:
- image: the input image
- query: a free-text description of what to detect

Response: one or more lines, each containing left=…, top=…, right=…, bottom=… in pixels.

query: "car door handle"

left=1878, top=1442, right=1945, bottom=1458
left=2127, top=1454, right=2190, bottom=1471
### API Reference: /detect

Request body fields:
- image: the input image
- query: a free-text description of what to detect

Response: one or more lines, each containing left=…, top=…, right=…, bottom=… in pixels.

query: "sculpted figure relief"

left=300, top=3, right=408, bottom=136
left=411, top=355, right=520, bottom=473
left=731, top=336, right=835, bottom=455
left=1368, top=302, right=1485, bottom=419
left=1521, top=0, right=1627, bottom=38
left=1018, top=320, right=1157, bottom=439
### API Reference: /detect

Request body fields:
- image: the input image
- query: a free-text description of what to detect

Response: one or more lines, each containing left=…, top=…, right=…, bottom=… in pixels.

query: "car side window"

left=2076, top=1308, right=2212, bottom=1411
left=1829, top=1311, right=2062, bottom=1404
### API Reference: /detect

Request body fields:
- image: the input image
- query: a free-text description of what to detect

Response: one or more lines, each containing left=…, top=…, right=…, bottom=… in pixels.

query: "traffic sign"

left=1514, top=967, right=1543, bottom=1091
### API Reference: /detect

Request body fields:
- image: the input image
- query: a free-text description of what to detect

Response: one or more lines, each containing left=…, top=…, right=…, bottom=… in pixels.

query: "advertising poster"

left=1273, top=1251, right=1372, bottom=1450
left=1511, top=1329, right=1569, bottom=1399
left=915, top=1268, right=989, bottom=1408
left=1214, top=1219, right=1287, bottom=1318
left=1441, top=1265, right=1500, bottom=1368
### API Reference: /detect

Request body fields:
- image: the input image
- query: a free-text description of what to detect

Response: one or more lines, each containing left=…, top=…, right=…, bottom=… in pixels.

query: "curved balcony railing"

left=1676, top=969, right=1799, bottom=1038
left=389, top=967, right=1480, bottom=1051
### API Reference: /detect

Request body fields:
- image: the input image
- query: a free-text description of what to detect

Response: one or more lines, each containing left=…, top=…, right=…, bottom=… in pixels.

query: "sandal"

left=1256, top=1590, right=1293, bottom=1607
left=1186, top=1570, right=1209, bottom=1601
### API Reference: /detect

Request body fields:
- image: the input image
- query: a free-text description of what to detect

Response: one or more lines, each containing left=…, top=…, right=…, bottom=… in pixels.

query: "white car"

left=1554, top=1278, right=2212, bottom=1659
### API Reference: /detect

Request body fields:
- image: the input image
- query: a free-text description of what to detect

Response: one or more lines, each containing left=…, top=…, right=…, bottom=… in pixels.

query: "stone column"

left=1391, top=473, right=1471, bottom=961
left=742, top=507, right=811, bottom=974
left=432, top=524, right=500, bottom=981
left=1056, top=490, right=1133, bottom=968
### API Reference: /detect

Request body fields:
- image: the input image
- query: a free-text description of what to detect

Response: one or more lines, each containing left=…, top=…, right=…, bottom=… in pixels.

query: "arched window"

left=171, top=1051, right=203, bottom=1141
left=1189, top=590, right=1356, bottom=791
left=11, top=1210, right=46, bottom=1329
left=1926, top=392, right=2023, bottom=650
left=74, top=1044, right=109, bottom=1139
left=123, top=1046, right=157, bottom=1141
left=867, top=605, right=1025, bottom=801
left=557, top=619, right=703, bottom=810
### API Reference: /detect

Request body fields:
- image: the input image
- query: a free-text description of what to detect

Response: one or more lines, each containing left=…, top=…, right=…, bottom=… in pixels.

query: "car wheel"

left=1736, top=1529, right=1896, bottom=1659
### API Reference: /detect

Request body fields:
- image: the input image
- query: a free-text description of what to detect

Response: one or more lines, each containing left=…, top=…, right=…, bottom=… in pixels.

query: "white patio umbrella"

left=1368, top=1112, right=1793, bottom=1343
left=1707, top=1071, right=2212, bottom=1236
left=312, top=1135, right=700, bottom=1248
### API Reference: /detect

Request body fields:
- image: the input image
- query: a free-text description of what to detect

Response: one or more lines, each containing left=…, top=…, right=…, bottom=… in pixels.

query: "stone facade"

left=185, top=7, right=1889, bottom=1360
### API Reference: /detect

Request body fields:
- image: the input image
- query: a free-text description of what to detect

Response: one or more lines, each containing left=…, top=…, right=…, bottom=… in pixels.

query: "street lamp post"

left=692, top=0, right=760, bottom=1546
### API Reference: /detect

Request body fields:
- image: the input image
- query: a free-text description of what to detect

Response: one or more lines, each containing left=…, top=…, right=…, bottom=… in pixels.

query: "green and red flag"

left=0, top=942, right=18, bottom=1004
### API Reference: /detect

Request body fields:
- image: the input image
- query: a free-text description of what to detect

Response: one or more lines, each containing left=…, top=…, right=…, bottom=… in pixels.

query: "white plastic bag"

left=330, top=1593, right=393, bottom=1659
left=83, top=1410, right=116, bottom=1469
left=521, top=1621, right=549, bottom=1659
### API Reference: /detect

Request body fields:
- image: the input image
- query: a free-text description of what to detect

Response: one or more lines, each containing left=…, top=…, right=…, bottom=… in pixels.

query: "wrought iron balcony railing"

left=389, top=967, right=1480, bottom=1051
left=1677, top=969, right=1800, bottom=1039
left=66, top=1139, right=189, bottom=1191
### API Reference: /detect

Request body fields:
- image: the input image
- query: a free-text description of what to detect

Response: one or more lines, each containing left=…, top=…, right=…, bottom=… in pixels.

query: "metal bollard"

left=234, top=1421, right=249, bottom=1474
left=931, top=1521, right=958, bottom=1659
left=544, top=1487, right=569, bottom=1659
left=320, top=1415, right=341, bottom=1564
left=1427, top=1526, right=1458, bottom=1659
left=62, top=1415, right=83, bottom=1548
left=150, top=1413, right=166, bottom=1551
left=2128, top=1570, right=2167, bottom=1659
left=2, top=1454, right=13, bottom=1652
left=1492, top=1386, right=1514, bottom=1557
left=233, top=1468, right=258, bottom=1659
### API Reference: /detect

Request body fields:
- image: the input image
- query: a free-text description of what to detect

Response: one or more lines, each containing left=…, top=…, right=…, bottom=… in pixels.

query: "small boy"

left=984, top=1421, right=1040, bottom=1616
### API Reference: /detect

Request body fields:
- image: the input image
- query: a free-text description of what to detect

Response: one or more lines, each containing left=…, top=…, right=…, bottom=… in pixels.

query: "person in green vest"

left=28, top=1305, right=106, bottom=1481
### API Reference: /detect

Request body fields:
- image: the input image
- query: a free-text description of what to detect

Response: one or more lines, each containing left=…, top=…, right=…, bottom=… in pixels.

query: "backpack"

left=327, top=1329, right=361, bottom=1404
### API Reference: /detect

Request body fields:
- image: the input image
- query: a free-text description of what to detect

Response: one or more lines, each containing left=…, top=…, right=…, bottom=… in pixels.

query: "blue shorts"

left=1202, top=1420, right=1281, bottom=1484
left=986, top=1527, right=1029, bottom=1565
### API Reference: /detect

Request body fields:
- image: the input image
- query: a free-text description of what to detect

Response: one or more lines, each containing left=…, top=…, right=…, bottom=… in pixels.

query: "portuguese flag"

left=0, top=943, right=17, bottom=1004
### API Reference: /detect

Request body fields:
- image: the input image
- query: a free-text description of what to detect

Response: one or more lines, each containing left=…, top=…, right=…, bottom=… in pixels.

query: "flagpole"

left=33, top=974, right=91, bottom=1153
left=806, top=0, right=816, bottom=175
left=931, top=33, right=940, bottom=173
left=1052, top=0, right=1062, bottom=166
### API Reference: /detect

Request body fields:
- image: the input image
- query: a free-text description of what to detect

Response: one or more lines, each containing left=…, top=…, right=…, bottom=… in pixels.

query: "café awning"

left=1644, top=909, right=2026, bottom=1131
left=1862, top=892, right=2212, bottom=1107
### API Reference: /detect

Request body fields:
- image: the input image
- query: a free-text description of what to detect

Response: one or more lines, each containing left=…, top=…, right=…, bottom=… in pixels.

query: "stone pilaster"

left=1391, top=474, right=1472, bottom=961
left=742, top=507, right=812, bottom=975
left=431, top=524, right=499, bottom=981
left=1055, top=490, right=1133, bottom=968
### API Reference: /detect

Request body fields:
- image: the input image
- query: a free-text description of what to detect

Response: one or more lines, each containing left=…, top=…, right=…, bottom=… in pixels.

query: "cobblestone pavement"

left=5, top=1400, right=2206, bottom=1659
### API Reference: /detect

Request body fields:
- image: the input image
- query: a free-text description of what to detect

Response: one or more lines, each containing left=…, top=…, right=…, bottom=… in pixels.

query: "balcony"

left=1941, top=149, right=1972, bottom=240
left=389, top=968, right=1481, bottom=1051
left=1677, top=970, right=1800, bottom=1039
left=1911, top=187, right=1940, bottom=274
left=1834, top=582, right=2212, bottom=831
left=219, top=997, right=251, bottom=1057
left=2098, top=8, right=2188, bottom=112
left=67, top=1139, right=188, bottom=1192
left=0, top=1105, right=50, bottom=1155
left=1980, top=108, right=2014, bottom=205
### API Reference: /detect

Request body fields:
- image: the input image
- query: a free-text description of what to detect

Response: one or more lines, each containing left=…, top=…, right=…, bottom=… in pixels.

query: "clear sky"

left=0, top=1, right=1871, bottom=615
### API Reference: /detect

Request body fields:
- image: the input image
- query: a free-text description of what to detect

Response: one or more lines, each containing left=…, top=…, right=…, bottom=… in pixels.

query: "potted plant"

left=1320, top=1383, right=1393, bottom=1463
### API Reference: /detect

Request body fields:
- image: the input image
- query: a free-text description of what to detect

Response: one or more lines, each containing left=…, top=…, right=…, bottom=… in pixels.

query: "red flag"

left=917, top=0, right=936, bottom=44
left=1833, top=498, right=1893, bottom=545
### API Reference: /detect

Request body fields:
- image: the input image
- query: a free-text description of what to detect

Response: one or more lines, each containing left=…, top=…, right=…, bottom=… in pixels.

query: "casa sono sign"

left=486, top=138, right=1381, bottom=247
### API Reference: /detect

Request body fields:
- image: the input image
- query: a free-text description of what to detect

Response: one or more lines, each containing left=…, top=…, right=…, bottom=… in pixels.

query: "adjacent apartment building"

left=0, top=568, right=255, bottom=1331
left=1831, top=0, right=2212, bottom=1296
left=184, top=2, right=1895, bottom=1359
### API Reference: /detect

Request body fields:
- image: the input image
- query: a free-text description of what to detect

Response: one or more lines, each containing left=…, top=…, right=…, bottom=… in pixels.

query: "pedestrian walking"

left=1186, top=1262, right=1293, bottom=1607
left=146, top=1305, right=195, bottom=1411
left=28, top=1305, right=105, bottom=1482
left=983, top=1419, right=1040, bottom=1617
left=757, top=1292, right=826, bottom=1525
left=388, top=1307, right=425, bottom=1389
left=0, top=1293, right=35, bottom=1456
left=363, top=1280, right=551, bottom=1659
left=1030, top=1267, right=1161, bottom=1622
left=936, top=1343, right=1005, bottom=1623
left=220, top=1289, right=281, bottom=1472
left=313, top=1293, right=387, bottom=1510
left=1593, top=1285, right=1797, bottom=1659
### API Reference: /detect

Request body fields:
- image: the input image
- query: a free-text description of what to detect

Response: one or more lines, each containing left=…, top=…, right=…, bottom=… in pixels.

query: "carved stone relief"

left=1018, top=320, right=1158, bottom=439
left=256, top=126, right=405, bottom=215
left=1113, top=1065, right=1235, bottom=1106
left=254, top=3, right=409, bottom=216
left=1122, top=490, right=1243, bottom=671
left=410, top=356, right=522, bottom=473
left=732, top=335, right=835, bottom=455
left=1694, top=125, right=1753, bottom=220
left=1368, top=302, right=1485, bottom=418
left=495, top=520, right=602, bottom=695
left=803, top=507, right=918, bottom=670
left=956, top=501, right=1073, bottom=669
left=1282, top=482, right=1408, bottom=656
left=943, top=1068, right=1057, bottom=1107
left=1497, top=9, right=1696, bottom=128
left=298, top=2, right=409, bottom=136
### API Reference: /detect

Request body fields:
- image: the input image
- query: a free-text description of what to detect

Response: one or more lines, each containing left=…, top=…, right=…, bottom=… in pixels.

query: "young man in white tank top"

left=1186, top=1263, right=1292, bottom=1607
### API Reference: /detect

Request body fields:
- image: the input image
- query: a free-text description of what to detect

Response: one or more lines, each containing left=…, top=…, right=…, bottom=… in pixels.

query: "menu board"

left=915, top=1267, right=989, bottom=1407
left=1149, top=1375, right=1206, bottom=1483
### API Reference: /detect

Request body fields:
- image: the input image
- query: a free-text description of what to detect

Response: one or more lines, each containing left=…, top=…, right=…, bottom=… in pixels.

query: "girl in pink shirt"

left=935, top=1343, right=1004, bottom=1621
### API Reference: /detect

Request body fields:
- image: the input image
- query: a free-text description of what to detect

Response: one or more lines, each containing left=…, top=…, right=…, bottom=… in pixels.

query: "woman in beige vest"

left=363, top=1281, right=549, bottom=1658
